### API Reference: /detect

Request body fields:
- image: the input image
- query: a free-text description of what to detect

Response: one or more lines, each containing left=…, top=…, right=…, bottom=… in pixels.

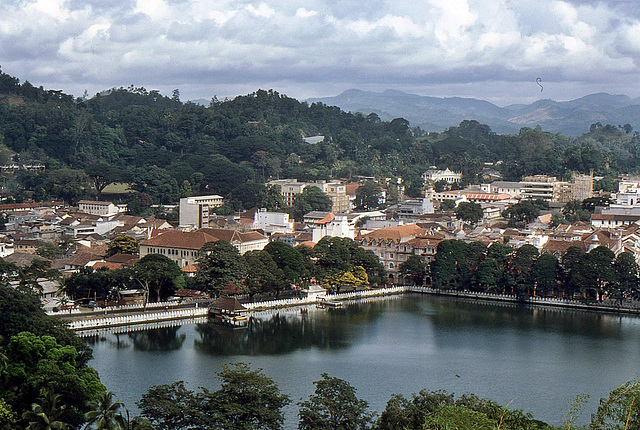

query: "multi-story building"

left=520, top=175, right=557, bottom=201
left=139, top=228, right=268, bottom=267
left=481, top=181, right=522, bottom=198
left=78, top=200, right=120, bottom=216
left=357, top=224, right=444, bottom=283
left=520, top=173, right=593, bottom=202
left=179, top=195, right=224, bottom=229
left=253, top=209, right=294, bottom=235
left=268, top=179, right=349, bottom=213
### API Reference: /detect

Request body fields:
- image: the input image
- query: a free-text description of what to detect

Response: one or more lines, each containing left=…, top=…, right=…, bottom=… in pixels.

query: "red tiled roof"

left=345, top=182, right=363, bottom=196
left=296, top=241, right=316, bottom=248
left=140, top=230, right=219, bottom=250
left=105, top=253, right=139, bottom=265
left=92, top=261, right=123, bottom=270
left=460, top=192, right=510, bottom=201
left=181, top=263, right=199, bottom=273
left=361, top=224, right=427, bottom=241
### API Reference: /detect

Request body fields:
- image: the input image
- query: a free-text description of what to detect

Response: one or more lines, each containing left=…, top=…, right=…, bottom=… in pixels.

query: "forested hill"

left=1, top=68, right=640, bottom=214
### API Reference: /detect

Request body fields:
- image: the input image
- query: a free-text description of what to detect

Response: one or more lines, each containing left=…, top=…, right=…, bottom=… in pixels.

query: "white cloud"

left=0, top=0, right=639, bottom=104
left=296, top=8, right=317, bottom=18
left=246, top=3, right=275, bottom=18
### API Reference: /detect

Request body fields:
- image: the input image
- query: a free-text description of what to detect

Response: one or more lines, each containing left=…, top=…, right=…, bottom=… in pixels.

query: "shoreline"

left=62, top=285, right=640, bottom=332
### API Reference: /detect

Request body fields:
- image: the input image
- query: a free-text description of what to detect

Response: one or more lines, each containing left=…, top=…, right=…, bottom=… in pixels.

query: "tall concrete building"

left=179, top=195, right=224, bottom=229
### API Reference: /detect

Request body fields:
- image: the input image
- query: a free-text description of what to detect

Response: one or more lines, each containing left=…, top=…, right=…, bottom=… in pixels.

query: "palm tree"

left=114, top=408, right=151, bottom=430
left=84, top=391, right=124, bottom=430
left=22, top=389, right=71, bottom=430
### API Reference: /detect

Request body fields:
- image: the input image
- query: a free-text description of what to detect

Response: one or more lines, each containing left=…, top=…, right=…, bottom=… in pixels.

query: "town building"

left=78, top=200, right=120, bottom=216
left=269, top=179, right=349, bottom=213
left=481, top=181, right=522, bottom=198
left=520, top=173, right=593, bottom=202
left=252, top=209, right=294, bottom=235
left=422, top=168, right=462, bottom=184
left=139, top=228, right=268, bottom=267
left=179, top=195, right=224, bottom=229
left=357, top=224, right=444, bottom=283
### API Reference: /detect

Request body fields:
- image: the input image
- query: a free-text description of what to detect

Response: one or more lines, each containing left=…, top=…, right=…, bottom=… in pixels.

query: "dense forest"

left=1, top=68, right=640, bottom=216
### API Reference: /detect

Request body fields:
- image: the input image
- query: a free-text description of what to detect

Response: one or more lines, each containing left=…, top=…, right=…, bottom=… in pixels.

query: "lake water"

left=86, top=294, right=640, bottom=427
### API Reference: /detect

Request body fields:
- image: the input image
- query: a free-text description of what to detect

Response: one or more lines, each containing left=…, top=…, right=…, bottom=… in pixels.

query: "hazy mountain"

left=309, top=90, right=640, bottom=136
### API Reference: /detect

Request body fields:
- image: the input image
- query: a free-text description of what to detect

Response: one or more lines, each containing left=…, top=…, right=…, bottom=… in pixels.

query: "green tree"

left=85, top=162, right=118, bottom=200
left=439, top=199, right=455, bottom=212
left=454, top=201, right=484, bottom=225
left=609, top=252, right=640, bottom=303
left=583, top=246, right=615, bottom=301
left=501, top=199, right=548, bottom=226
left=532, top=253, right=559, bottom=296
left=562, top=200, right=590, bottom=223
left=133, top=254, right=184, bottom=304
left=399, top=255, right=427, bottom=286
left=137, top=381, right=201, bottom=430
left=2, top=332, right=104, bottom=428
left=84, top=391, right=125, bottom=430
left=562, top=246, right=587, bottom=298
left=259, top=184, right=285, bottom=211
left=22, top=389, right=72, bottom=430
left=378, top=390, right=453, bottom=430
left=354, top=181, right=382, bottom=211
left=430, top=240, right=469, bottom=290
left=36, top=241, right=64, bottom=260
left=201, top=363, right=290, bottom=430
left=108, top=235, right=140, bottom=256
left=263, top=241, right=308, bottom=285
left=510, top=244, right=539, bottom=296
left=243, top=250, right=286, bottom=298
left=591, top=379, right=640, bottom=430
left=422, top=404, right=497, bottom=430
left=298, top=374, right=374, bottom=430
left=195, top=241, right=248, bottom=296
left=43, top=169, right=90, bottom=205
left=0, top=398, right=16, bottom=430
left=292, top=186, right=332, bottom=220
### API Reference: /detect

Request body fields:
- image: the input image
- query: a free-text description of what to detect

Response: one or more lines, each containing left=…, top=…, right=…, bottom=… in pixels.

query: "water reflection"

left=425, top=297, right=629, bottom=339
left=84, top=326, right=187, bottom=351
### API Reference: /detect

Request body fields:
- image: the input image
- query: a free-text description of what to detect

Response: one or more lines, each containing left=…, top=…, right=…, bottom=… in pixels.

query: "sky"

left=1, top=0, right=639, bottom=106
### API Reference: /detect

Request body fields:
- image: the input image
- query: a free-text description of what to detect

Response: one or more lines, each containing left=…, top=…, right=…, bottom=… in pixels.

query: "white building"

left=179, top=195, right=224, bottom=229
left=311, top=213, right=354, bottom=243
left=422, top=168, right=462, bottom=184
left=253, top=209, right=294, bottom=235
left=481, top=181, right=523, bottom=198
left=395, top=198, right=435, bottom=220
left=78, top=200, right=120, bottom=216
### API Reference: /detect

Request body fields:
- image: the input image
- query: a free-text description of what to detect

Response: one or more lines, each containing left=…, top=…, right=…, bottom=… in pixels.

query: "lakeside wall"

left=66, top=286, right=407, bottom=331
left=65, top=285, right=640, bottom=331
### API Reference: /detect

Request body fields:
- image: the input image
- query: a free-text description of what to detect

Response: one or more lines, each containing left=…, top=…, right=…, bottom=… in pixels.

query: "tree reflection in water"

left=194, top=302, right=389, bottom=356
left=127, top=326, right=186, bottom=351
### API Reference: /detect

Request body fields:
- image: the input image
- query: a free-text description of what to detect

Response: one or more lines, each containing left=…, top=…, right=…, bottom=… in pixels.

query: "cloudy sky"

left=1, top=0, right=639, bottom=106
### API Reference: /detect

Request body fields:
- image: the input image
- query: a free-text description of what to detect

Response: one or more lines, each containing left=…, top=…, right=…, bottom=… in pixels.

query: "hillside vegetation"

left=1, top=68, right=639, bottom=214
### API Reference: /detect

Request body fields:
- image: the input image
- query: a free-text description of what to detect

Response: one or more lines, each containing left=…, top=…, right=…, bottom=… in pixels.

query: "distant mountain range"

left=308, top=90, right=640, bottom=136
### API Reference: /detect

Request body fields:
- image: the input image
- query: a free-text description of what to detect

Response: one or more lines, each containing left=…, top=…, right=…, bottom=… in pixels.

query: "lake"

left=86, top=294, right=640, bottom=427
